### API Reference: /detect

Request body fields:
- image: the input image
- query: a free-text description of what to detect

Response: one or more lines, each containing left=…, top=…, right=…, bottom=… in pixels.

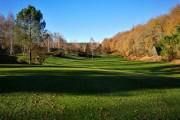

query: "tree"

left=53, top=32, right=66, bottom=50
left=43, top=30, right=52, bottom=53
left=15, top=5, right=46, bottom=64
left=96, top=44, right=103, bottom=54
left=85, top=43, right=91, bottom=56
left=0, top=14, right=5, bottom=50
left=5, top=13, right=14, bottom=55
left=159, top=25, right=180, bottom=61
left=0, top=13, right=15, bottom=55
left=90, top=37, right=95, bottom=60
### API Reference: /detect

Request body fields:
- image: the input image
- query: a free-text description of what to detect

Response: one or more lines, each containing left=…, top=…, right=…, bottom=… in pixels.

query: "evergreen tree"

left=14, top=5, right=46, bottom=64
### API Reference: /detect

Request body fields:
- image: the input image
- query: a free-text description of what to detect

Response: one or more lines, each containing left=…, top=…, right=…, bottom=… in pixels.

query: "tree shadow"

left=0, top=55, right=17, bottom=64
left=0, top=64, right=87, bottom=69
left=99, top=64, right=180, bottom=75
left=0, top=73, right=180, bottom=95
left=147, top=64, right=180, bottom=75
left=60, top=56, right=87, bottom=60
left=0, top=61, right=180, bottom=95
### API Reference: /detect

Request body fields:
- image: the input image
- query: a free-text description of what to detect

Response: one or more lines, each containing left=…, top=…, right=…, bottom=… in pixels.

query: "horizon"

left=0, top=0, right=180, bottom=42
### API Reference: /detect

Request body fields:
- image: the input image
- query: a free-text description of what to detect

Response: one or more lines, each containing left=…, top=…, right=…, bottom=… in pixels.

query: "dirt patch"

left=128, top=55, right=162, bottom=62
left=171, top=59, right=180, bottom=64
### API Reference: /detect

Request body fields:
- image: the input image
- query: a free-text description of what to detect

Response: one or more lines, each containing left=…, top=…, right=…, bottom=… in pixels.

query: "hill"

left=102, top=5, right=180, bottom=61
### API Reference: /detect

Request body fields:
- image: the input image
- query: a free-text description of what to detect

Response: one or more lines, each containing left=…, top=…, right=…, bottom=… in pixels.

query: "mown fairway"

left=0, top=55, right=180, bottom=120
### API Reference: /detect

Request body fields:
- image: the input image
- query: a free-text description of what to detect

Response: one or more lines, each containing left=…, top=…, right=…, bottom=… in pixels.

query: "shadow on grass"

left=0, top=55, right=17, bottom=64
left=0, top=64, right=86, bottom=69
left=0, top=60, right=180, bottom=95
left=100, top=64, right=180, bottom=75
left=0, top=73, right=180, bottom=95
left=149, top=64, right=180, bottom=74
left=59, top=56, right=87, bottom=60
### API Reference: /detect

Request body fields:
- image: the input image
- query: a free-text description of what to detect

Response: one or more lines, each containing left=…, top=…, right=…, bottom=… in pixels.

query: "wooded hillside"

left=102, top=5, right=180, bottom=60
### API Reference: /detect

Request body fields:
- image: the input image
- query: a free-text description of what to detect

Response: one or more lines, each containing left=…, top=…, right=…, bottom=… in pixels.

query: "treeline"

left=0, top=5, right=103, bottom=64
left=102, top=5, right=180, bottom=61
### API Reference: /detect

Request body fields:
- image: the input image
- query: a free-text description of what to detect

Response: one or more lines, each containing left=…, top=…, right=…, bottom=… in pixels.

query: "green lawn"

left=0, top=55, right=180, bottom=120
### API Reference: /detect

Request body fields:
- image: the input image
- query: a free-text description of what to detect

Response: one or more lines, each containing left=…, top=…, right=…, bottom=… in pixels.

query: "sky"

left=0, top=0, right=180, bottom=42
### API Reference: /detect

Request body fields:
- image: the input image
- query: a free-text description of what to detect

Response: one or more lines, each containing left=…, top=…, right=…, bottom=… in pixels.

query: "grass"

left=0, top=55, right=180, bottom=120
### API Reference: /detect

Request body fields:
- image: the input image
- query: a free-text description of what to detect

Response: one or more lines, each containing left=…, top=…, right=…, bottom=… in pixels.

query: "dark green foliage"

left=32, top=45, right=47, bottom=64
left=78, top=52, right=90, bottom=57
left=16, top=46, right=47, bottom=64
left=13, top=45, right=23, bottom=55
left=158, top=25, right=180, bottom=61
left=78, top=51, right=101, bottom=58
left=53, top=49, right=65, bottom=57
left=155, top=42, right=162, bottom=56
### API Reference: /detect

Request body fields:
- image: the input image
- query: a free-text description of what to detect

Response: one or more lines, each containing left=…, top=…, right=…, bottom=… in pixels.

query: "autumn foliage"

left=102, top=5, right=180, bottom=60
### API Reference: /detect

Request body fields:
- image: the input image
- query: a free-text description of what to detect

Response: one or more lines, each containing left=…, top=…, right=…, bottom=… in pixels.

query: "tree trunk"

left=48, top=38, right=50, bottom=53
left=29, top=48, right=32, bottom=64
left=9, top=38, right=13, bottom=55
left=29, top=21, right=32, bottom=64
left=92, top=50, right=93, bottom=61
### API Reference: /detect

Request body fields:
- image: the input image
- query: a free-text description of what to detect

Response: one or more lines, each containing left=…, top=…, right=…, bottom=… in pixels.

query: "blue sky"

left=0, top=0, right=180, bottom=42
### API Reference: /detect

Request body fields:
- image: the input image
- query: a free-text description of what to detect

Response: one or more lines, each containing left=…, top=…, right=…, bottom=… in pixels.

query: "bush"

left=46, top=52, right=54, bottom=56
left=78, top=52, right=88, bottom=57
left=157, top=26, right=180, bottom=61
left=13, top=45, right=22, bottom=55
left=50, top=48, right=59, bottom=52
left=32, top=45, right=47, bottom=64
left=17, top=55, right=28, bottom=64
left=53, top=49, right=65, bottom=57
left=16, top=45, right=47, bottom=65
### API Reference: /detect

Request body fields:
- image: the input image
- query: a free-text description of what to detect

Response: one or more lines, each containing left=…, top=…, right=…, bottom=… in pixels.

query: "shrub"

left=32, top=45, right=47, bottom=64
left=17, top=55, right=28, bottom=64
left=157, top=26, right=180, bottom=61
left=53, top=49, right=65, bottom=57
left=78, top=52, right=88, bottom=57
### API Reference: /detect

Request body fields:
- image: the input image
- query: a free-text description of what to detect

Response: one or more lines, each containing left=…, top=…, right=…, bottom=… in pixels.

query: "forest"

left=102, top=5, right=180, bottom=62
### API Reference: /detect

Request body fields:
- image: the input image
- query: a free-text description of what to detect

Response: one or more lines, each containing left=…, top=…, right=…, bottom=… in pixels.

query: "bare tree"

left=43, top=31, right=53, bottom=53
left=6, top=13, right=14, bottom=55
left=53, top=32, right=66, bottom=50
left=90, top=37, right=95, bottom=60
left=0, top=15, right=5, bottom=49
